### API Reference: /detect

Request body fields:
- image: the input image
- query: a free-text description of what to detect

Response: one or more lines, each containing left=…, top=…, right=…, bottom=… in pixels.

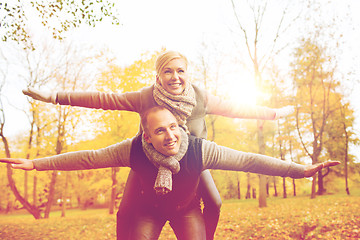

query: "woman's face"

left=157, top=58, right=189, bottom=95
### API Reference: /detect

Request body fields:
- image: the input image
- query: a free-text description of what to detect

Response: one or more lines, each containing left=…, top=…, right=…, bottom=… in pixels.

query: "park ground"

left=0, top=193, right=359, bottom=240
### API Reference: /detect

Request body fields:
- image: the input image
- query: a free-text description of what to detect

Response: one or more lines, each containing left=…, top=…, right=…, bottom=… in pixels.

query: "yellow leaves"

left=0, top=194, right=359, bottom=239
left=96, top=50, right=160, bottom=93
left=216, top=194, right=360, bottom=239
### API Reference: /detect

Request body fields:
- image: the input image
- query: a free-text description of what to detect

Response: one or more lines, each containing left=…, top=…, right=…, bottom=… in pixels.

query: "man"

left=0, top=106, right=340, bottom=239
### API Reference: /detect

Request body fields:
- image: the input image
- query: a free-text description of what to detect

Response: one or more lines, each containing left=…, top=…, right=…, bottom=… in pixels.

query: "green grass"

left=0, top=193, right=359, bottom=239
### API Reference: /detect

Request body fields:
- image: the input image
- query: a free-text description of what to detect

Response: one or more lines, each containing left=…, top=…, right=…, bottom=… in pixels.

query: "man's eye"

left=156, top=130, right=163, bottom=134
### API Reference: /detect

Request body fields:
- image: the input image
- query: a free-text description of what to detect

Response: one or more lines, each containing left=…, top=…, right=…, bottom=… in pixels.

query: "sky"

left=1, top=0, right=360, bottom=153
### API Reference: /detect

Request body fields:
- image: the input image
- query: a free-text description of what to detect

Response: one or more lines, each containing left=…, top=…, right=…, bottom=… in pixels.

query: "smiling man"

left=0, top=106, right=340, bottom=239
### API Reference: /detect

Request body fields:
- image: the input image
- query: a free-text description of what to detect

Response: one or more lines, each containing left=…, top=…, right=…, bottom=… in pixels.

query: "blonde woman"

left=24, top=51, right=293, bottom=239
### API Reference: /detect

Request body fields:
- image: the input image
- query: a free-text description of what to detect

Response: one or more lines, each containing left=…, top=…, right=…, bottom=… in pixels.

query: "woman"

left=23, top=50, right=293, bottom=239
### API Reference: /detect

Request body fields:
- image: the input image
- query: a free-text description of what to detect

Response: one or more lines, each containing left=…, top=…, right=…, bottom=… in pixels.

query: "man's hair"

left=155, top=50, right=188, bottom=75
left=141, top=106, right=173, bottom=134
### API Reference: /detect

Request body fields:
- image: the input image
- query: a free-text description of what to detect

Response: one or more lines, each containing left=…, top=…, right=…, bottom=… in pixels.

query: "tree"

left=324, top=98, right=357, bottom=195
left=94, top=50, right=158, bottom=213
left=292, top=36, right=345, bottom=198
left=0, top=49, right=43, bottom=218
left=230, top=0, right=302, bottom=207
left=340, top=104, right=351, bottom=195
left=0, top=0, right=120, bottom=50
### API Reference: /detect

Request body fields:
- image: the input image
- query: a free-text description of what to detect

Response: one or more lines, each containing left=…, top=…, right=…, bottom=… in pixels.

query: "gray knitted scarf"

left=142, top=127, right=188, bottom=195
left=153, top=81, right=196, bottom=130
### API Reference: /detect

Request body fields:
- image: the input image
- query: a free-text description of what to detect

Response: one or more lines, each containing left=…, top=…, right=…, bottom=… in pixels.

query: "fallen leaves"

left=0, top=194, right=359, bottom=239
left=216, top=194, right=360, bottom=239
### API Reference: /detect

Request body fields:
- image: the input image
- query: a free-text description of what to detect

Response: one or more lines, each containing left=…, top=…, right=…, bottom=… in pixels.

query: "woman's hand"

left=22, top=87, right=57, bottom=104
left=0, top=158, right=35, bottom=170
left=274, top=106, right=295, bottom=119
left=304, top=160, right=340, bottom=177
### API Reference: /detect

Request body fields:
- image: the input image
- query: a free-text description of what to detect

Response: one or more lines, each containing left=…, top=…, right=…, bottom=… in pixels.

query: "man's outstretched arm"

left=201, top=140, right=340, bottom=178
left=0, top=138, right=133, bottom=171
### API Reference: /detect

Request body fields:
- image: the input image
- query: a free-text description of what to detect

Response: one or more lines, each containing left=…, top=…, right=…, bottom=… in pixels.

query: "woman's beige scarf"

left=153, top=81, right=196, bottom=130
left=146, top=81, right=196, bottom=195
left=142, top=127, right=189, bottom=195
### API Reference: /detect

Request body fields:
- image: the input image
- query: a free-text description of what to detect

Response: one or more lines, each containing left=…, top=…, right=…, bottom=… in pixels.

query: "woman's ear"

left=156, top=75, right=161, bottom=85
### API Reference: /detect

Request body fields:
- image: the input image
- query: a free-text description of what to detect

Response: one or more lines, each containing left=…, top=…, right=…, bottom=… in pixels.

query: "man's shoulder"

left=188, top=135, right=203, bottom=156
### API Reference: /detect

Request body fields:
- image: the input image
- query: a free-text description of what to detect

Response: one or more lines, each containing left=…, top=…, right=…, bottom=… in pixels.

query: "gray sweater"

left=33, top=137, right=305, bottom=179
left=56, top=84, right=277, bottom=139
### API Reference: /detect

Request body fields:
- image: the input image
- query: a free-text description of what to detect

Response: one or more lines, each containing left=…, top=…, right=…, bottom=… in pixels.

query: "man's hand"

left=304, top=160, right=340, bottom=178
left=274, top=106, right=295, bottom=119
left=22, top=87, right=57, bottom=104
left=0, top=158, right=35, bottom=170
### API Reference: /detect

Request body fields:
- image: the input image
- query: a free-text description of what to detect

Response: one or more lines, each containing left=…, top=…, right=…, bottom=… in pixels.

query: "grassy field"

left=0, top=193, right=359, bottom=239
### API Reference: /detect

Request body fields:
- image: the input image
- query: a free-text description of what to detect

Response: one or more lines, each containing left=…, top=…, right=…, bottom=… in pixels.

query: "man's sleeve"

left=201, top=140, right=305, bottom=178
left=33, top=138, right=133, bottom=171
left=56, top=91, right=142, bottom=112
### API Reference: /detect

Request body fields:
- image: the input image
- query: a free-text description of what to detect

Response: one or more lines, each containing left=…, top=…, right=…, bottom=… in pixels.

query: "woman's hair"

left=155, top=50, right=188, bottom=75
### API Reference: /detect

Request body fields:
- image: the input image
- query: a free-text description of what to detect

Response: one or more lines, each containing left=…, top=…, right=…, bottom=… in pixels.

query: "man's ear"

left=143, top=132, right=152, bottom=144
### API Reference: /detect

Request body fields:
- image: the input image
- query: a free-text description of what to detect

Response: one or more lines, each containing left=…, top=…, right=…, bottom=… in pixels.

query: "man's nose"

left=165, top=129, right=175, bottom=139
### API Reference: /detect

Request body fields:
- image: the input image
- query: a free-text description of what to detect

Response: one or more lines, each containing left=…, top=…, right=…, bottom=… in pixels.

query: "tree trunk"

left=237, top=174, right=241, bottom=199
left=61, top=172, right=69, bottom=217
left=311, top=175, right=317, bottom=199
left=283, top=178, right=287, bottom=198
left=109, top=167, right=118, bottom=214
left=317, top=170, right=325, bottom=195
left=33, top=175, right=37, bottom=206
left=44, top=171, right=57, bottom=218
left=25, top=117, right=35, bottom=202
left=342, top=117, right=350, bottom=195
left=257, top=121, right=267, bottom=208
left=24, top=172, right=28, bottom=201
left=293, top=179, right=296, bottom=196
left=1, top=135, right=42, bottom=219
left=311, top=151, right=320, bottom=199
left=273, top=177, right=278, bottom=197
left=45, top=112, right=65, bottom=218
left=245, top=173, right=251, bottom=199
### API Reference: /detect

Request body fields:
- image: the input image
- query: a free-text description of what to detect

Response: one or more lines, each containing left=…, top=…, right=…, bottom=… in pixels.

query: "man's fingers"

left=11, top=163, right=27, bottom=170
left=0, top=158, right=23, bottom=164
left=304, top=160, right=340, bottom=177
left=323, top=161, right=341, bottom=168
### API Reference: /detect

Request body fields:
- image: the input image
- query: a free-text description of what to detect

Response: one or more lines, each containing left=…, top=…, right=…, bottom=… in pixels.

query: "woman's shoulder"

left=140, top=84, right=154, bottom=93
left=191, top=83, right=207, bottom=99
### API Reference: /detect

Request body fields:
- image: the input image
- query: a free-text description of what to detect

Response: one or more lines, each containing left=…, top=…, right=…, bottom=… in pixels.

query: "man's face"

left=144, top=109, right=181, bottom=156
left=156, top=58, right=188, bottom=95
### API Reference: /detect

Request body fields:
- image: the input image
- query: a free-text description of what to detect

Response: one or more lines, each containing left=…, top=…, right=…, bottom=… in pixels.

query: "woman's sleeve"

left=201, top=140, right=305, bottom=178
left=33, top=138, right=133, bottom=171
left=56, top=91, right=142, bottom=112
left=205, top=93, right=276, bottom=120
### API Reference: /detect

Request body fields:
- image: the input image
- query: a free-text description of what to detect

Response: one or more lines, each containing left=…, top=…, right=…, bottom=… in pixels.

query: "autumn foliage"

left=0, top=194, right=359, bottom=239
